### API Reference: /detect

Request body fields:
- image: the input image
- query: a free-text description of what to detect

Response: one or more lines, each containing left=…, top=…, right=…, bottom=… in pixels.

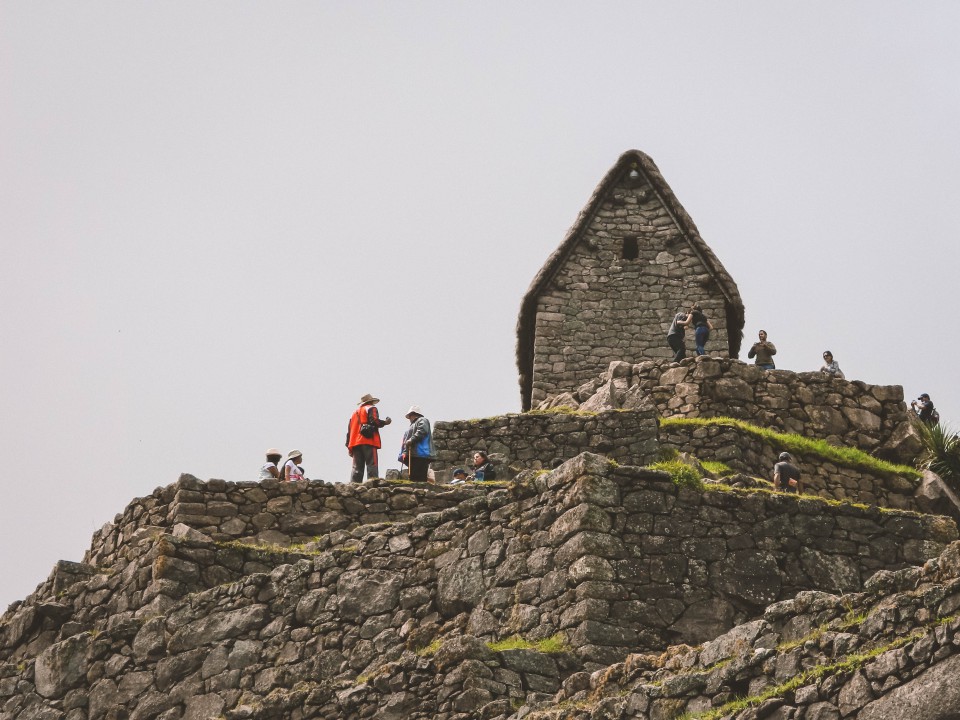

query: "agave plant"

left=915, top=420, right=960, bottom=494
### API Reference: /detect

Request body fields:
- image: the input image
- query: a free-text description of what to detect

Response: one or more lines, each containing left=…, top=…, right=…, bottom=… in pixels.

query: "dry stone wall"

left=541, top=357, right=921, bottom=463
left=3, top=453, right=956, bottom=720
left=528, top=175, right=732, bottom=409
left=84, top=475, right=481, bottom=570
left=431, top=408, right=658, bottom=481
left=532, top=540, right=960, bottom=720
left=660, top=423, right=922, bottom=511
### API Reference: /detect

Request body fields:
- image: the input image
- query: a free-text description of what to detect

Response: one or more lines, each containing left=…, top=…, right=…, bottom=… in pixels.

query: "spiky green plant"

left=916, top=420, right=960, bottom=494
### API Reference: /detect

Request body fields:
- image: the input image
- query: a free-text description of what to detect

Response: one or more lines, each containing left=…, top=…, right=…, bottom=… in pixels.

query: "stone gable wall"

left=529, top=176, right=731, bottom=408
left=431, top=408, right=659, bottom=481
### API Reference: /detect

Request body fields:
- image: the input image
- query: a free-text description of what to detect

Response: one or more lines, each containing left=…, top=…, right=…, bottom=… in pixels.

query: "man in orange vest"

left=346, top=393, right=392, bottom=483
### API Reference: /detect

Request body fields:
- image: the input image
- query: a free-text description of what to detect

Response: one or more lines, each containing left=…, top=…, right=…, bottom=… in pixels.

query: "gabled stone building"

left=516, top=149, right=746, bottom=410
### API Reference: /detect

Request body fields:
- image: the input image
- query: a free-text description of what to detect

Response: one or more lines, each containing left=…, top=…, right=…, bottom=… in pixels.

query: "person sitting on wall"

left=470, top=451, right=497, bottom=481
left=747, top=330, right=777, bottom=370
left=665, top=307, right=690, bottom=362
left=773, top=452, right=802, bottom=494
left=450, top=468, right=469, bottom=485
left=283, top=450, right=306, bottom=481
left=820, top=350, right=845, bottom=379
left=258, top=448, right=283, bottom=481
left=911, top=393, right=939, bottom=424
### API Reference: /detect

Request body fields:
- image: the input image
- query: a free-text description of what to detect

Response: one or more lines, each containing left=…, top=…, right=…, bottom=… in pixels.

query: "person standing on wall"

left=346, top=393, right=392, bottom=483
left=689, top=303, right=713, bottom=356
left=400, top=406, right=434, bottom=482
left=665, top=306, right=690, bottom=362
left=747, top=330, right=777, bottom=370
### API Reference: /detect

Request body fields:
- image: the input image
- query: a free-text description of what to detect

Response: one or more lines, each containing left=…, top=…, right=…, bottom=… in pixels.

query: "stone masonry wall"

left=660, top=423, right=921, bottom=511
left=545, top=357, right=921, bottom=463
left=529, top=173, right=731, bottom=409
left=431, top=408, right=659, bottom=481
left=2, top=454, right=957, bottom=720
left=83, top=475, right=482, bottom=570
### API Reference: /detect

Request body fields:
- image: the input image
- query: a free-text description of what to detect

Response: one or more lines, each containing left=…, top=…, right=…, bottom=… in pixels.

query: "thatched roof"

left=516, top=149, right=745, bottom=410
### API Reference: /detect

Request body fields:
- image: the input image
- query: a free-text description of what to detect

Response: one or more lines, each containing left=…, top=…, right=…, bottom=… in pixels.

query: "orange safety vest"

left=347, top=404, right=381, bottom=449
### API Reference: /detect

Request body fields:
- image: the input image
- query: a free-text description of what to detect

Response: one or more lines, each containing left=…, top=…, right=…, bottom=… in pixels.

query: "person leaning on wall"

left=283, top=450, right=305, bottom=482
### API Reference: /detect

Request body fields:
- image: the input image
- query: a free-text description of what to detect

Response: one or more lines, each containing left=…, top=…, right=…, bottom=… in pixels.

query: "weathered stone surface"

left=437, top=557, right=484, bottom=617
left=337, top=570, right=403, bottom=619
left=35, top=634, right=91, bottom=699
left=858, top=655, right=960, bottom=720
left=168, top=605, right=269, bottom=652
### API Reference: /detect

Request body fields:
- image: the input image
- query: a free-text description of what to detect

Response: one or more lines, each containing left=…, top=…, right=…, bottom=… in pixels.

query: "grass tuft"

left=649, top=460, right=704, bottom=490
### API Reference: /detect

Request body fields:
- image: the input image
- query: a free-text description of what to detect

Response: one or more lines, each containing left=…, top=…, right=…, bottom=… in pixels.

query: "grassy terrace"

left=660, top=416, right=920, bottom=481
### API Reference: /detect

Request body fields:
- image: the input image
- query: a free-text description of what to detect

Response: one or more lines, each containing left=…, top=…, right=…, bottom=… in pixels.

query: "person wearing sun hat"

left=258, top=448, right=283, bottom=481
left=400, top=405, right=435, bottom=482
left=283, top=450, right=305, bottom=482
left=346, top=393, right=392, bottom=483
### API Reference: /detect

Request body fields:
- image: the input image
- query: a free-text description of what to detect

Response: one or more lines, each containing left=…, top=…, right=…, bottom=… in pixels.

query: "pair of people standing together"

left=346, top=394, right=435, bottom=483
left=666, top=303, right=714, bottom=361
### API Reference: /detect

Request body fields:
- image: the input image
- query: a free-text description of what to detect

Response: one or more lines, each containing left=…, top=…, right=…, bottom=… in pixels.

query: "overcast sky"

left=2, top=1, right=958, bottom=610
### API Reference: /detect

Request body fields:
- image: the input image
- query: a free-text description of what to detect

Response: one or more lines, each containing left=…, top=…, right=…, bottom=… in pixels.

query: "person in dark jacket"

left=911, top=394, right=937, bottom=424
left=689, top=303, right=714, bottom=356
left=470, top=451, right=497, bottom=481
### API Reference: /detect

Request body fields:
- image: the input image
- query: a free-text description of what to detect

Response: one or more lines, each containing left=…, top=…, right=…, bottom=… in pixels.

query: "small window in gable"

left=622, top=236, right=639, bottom=260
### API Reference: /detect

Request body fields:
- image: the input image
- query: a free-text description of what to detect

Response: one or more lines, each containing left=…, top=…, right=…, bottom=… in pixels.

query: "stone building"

left=516, top=149, right=745, bottom=410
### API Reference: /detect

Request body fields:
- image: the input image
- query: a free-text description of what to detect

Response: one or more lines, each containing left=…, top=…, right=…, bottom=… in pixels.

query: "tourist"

left=471, top=450, right=497, bottom=481
left=258, top=448, right=283, bottom=481
left=666, top=307, right=690, bottom=362
left=400, top=406, right=434, bottom=482
left=747, top=330, right=777, bottom=370
left=820, top=351, right=844, bottom=379
left=911, top=394, right=938, bottom=424
left=283, top=450, right=305, bottom=482
left=450, top=468, right=469, bottom=484
left=773, top=452, right=802, bottom=494
left=345, top=393, right=393, bottom=483
left=689, top=303, right=713, bottom=356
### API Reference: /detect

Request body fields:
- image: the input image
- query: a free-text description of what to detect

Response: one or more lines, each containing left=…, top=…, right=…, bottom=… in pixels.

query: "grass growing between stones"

left=700, top=460, right=733, bottom=476
left=648, top=460, right=704, bottom=491
left=487, top=633, right=570, bottom=654
left=660, top=416, right=921, bottom=481
left=415, top=638, right=442, bottom=657
left=526, top=407, right=599, bottom=417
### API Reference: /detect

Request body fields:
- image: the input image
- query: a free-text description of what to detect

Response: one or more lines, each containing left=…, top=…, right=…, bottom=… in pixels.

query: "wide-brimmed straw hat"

left=266, top=448, right=281, bottom=457
left=287, top=449, right=303, bottom=459
left=358, top=393, right=380, bottom=405
left=405, top=405, right=423, bottom=417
